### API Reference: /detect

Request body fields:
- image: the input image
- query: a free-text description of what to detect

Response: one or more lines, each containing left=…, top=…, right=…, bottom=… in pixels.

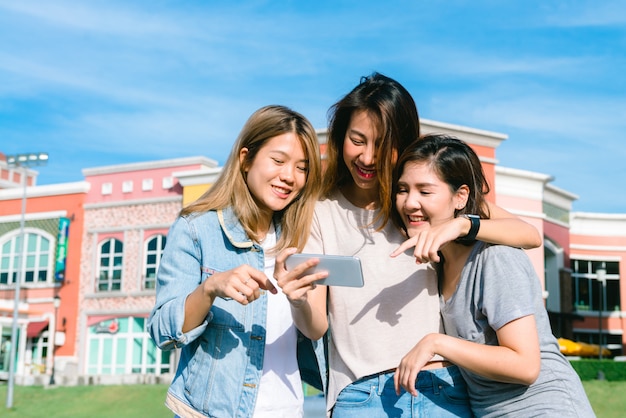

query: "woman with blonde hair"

left=149, top=105, right=323, bottom=418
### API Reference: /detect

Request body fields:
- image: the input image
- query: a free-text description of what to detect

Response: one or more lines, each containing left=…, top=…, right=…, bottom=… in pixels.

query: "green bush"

left=569, top=359, right=626, bottom=381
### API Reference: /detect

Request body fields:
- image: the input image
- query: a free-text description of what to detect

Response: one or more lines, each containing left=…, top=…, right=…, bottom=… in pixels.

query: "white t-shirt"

left=253, top=224, right=304, bottom=417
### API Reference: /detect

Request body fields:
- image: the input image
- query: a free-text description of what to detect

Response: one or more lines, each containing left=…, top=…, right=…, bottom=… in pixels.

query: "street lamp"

left=5, top=152, right=49, bottom=409
left=596, top=267, right=607, bottom=380
left=49, top=295, right=61, bottom=385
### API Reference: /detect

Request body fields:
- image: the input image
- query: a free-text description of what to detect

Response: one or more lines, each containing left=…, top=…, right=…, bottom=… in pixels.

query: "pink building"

left=76, top=156, right=217, bottom=383
left=496, top=156, right=626, bottom=356
left=0, top=117, right=624, bottom=386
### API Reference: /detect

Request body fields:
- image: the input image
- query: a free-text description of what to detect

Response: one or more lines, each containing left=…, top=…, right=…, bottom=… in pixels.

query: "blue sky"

left=1, top=1, right=625, bottom=213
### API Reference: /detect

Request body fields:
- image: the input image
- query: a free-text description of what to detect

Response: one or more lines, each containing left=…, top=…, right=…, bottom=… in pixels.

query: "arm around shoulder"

left=477, top=202, right=542, bottom=249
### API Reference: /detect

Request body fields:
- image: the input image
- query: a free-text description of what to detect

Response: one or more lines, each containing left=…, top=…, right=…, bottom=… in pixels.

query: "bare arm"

left=480, top=201, right=542, bottom=249
left=394, top=315, right=541, bottom=396
left=391, top=202, right=541, bottom=263
left=275, top=248, right=329, bottom=340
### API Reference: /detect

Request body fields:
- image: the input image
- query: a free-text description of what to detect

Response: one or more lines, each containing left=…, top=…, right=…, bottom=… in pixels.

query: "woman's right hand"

left=391, top=217, right=469, bottom=263
left=202, top=265, right=277, bottom=305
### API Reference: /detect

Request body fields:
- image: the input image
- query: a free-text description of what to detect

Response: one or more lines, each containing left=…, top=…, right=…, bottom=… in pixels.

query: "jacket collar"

left=218, top=207, right=253, bottom=249
left=217, top=207, right=282, bottom=249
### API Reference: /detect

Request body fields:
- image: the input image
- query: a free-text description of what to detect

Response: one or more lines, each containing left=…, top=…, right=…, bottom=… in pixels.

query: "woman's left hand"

left=273, top=248, right=327, bottom=307
left=394, top=334, right=439, bottom=397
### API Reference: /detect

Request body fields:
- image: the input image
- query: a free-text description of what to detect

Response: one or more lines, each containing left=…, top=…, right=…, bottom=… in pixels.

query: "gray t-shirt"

left=440, top=242, right=595, bottom=417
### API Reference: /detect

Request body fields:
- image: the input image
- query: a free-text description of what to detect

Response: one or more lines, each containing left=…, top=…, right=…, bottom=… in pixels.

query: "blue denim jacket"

left=149, top=207, right=276, bottom=417
left=148, top=207, right=325, bottom=417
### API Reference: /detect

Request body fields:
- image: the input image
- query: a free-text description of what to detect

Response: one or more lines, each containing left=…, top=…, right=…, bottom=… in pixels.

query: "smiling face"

left=395, top=160, right=468, bottom=237
left=241, top=132, right=308, bottom=221
left=342, top=109, right=380, bottom=193
left=343, top=110, right=379, bottom=207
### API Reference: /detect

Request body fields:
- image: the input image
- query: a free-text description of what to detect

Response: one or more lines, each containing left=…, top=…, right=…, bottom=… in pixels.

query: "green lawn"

left=0, top=381, right=623, bottom=417
left=0, top=384, right=172, bottom=418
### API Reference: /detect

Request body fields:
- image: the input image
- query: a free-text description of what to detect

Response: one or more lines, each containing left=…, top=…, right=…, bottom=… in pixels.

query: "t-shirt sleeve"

left=478, top=245, right=539, bottom=331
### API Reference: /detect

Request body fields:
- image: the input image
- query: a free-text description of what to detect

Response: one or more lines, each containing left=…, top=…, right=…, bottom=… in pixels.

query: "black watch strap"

left=458, top=214, right=480, bottom=243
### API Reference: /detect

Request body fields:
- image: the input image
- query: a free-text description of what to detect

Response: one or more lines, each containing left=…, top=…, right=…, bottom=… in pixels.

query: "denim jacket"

left=148, top=207, right=325, bottom=418
left=149, top=207, right=275, bottom=417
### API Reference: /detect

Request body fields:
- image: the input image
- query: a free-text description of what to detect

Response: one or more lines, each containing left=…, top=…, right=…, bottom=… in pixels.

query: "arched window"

left=0, top=230, right=53, bottom=285
left=97, top=238, right=123, bottom=292
left=144, top=234, right=166, bottom=290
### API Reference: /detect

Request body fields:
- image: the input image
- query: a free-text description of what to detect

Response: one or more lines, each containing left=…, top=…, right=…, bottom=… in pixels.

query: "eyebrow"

left=348, top=128, right=368, bottom=139
left=268, top=149, right=308, bottom=163
left=398, top=180, right=437, bottom=187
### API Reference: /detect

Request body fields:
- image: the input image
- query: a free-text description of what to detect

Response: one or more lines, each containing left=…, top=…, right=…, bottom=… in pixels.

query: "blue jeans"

left=332, top=365, right=472, bottom=418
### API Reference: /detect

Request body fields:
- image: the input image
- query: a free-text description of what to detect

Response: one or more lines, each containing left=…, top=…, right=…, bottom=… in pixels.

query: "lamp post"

left=49, top=295, right=61, bottom=385
left=596, top=267, right=607, bottom=380
left=5, top=152, right=49, bottom=409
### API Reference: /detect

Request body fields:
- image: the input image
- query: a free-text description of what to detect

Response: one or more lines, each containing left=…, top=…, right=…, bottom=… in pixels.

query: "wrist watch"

left=458, top=214, right=480, bottom=243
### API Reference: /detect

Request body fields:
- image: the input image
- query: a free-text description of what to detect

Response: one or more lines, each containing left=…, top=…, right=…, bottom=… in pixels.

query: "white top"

left=253, top=225, right=304, bottom=417
left=304, top=191, right=441, bottom=411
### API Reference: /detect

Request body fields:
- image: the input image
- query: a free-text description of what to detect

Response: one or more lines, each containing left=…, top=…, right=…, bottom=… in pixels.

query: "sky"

left=1, top=1, right=625, bottom=214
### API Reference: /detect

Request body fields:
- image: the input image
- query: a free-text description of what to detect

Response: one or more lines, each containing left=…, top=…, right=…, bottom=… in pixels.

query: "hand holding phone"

left=285, top=253, right=364, bottom=287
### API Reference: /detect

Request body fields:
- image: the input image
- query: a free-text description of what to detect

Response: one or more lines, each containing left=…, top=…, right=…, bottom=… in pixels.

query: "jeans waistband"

left=375, top=363, right=465, bottom=393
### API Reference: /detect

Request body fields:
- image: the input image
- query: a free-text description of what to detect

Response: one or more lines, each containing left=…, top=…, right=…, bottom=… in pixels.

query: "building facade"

left=0, top=118, right=624, bottom=386
left=0, top=156, right=87, bottom=384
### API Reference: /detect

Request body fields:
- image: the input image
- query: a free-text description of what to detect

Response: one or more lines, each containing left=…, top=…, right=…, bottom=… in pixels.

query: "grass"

left=0, top=380, right=624, bottom=417
left=0, top=384, right=172, bottom=418
left=581, top=380, right=626, bottom=418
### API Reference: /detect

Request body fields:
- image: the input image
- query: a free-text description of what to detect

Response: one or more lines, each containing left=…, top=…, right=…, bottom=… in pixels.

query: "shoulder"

left=312, top=194, right=343, bottom=218
left=471, top=243, right=535, bottom=274
left=477, top=243, right=525, bottom=257
left=180, top=209, right=219, bottom=226
left=315, top=192, right=341, bottom=209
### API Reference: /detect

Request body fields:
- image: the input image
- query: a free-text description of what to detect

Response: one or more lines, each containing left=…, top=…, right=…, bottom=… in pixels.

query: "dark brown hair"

left=392, top=133, right=491, bottom=232
left=323, top=72, right=420, bottom=229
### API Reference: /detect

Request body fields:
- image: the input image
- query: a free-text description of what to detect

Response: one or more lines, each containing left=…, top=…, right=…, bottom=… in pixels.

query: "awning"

left=27, top=320, right=49, bottom=338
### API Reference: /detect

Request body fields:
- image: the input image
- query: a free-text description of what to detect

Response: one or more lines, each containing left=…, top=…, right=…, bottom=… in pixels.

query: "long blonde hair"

left=182, top=105, right=322, bottom=252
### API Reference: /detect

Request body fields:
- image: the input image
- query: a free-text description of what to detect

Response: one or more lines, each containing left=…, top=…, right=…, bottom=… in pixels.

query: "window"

left=0, top=231, right=52, bottom=285
left=122, top=180, right=133, bottom=193
left=97, top=238, right=123, bottom=292
left=101, top=183, right=113, bottom=195
left=144, top=235, right=166, bottom=290
left=162, top=177, right=173, bottom=189
left=86, top=317, right=171, bottom=375
left=142, top=178, right=153, bottom=191
left=571, top=259, right=620, bottom=312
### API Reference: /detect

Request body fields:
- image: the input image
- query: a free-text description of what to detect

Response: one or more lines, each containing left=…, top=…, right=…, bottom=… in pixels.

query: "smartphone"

left=285, top=253, right=364, bottom=287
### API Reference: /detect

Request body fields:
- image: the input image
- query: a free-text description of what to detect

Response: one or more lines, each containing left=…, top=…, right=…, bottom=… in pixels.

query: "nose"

left=403, top=191, right=421, bottom=211
left=280, top=164, right=295, bottom=183
left=360, top=143, right=376, bottom=166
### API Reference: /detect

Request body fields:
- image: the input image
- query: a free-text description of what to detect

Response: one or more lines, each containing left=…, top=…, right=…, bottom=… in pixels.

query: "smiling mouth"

left=272, top=185, right=292, bottom=197
left=356, top=165, right=376, bottom=179
left=407, top=215, right=427, bottom=223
